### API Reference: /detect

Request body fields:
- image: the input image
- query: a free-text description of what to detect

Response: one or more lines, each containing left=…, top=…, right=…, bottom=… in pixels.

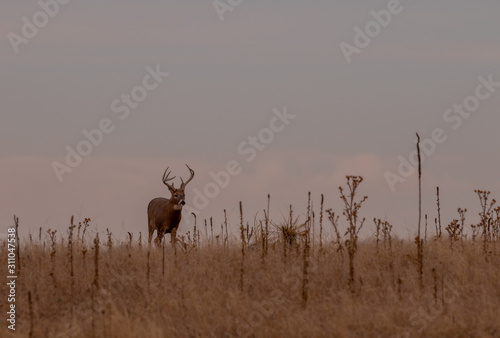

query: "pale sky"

left=1, top=0, right=499, bottom=241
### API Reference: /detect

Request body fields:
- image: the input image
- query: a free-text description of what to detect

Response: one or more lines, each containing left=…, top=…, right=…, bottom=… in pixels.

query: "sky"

left=1, top=0, right=499, bottom=241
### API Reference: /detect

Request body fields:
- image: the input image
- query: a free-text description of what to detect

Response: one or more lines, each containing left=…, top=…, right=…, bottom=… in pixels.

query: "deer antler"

left=180, top=164, right=195, bottom=189
left=162, top=167, right=176, bottom=190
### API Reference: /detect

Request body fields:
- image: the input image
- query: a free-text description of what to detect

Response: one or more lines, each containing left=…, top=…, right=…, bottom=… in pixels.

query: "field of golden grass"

left=2, top=231, right=499, bottom=337
left=2, top=179, right=499, bottom=337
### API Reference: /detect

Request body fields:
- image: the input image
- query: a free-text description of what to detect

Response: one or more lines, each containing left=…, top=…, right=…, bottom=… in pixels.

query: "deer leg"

left=170, top=228, right=177, bottom=245
left=155, top=229, right=164, bottom=248
left=148, top=218, right=155, bottom=246
left=148, top=228, right=154, bottom=246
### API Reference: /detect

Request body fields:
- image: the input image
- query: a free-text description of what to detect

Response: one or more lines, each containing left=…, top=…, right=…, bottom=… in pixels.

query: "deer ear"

left=168, top=186, right=176, bottom=194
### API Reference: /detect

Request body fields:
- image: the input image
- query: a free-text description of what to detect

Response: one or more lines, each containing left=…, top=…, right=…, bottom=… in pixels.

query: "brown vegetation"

left=2, top=178, right=500, bottom=337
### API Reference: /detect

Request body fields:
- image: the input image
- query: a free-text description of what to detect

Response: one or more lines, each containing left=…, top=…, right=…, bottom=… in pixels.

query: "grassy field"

left=2, top=178, right=499, bottom=337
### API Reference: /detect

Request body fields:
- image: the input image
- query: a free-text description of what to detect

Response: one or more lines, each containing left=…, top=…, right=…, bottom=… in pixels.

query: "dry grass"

left=2, top=233, right=500, bottom=337
left=2, top=179, right=500, bottom=337
left=1, top=228, right=500, bottom=337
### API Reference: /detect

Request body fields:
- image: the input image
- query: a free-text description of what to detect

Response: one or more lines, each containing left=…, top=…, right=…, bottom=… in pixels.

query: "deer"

left=148, top=164, right=195, bottom=247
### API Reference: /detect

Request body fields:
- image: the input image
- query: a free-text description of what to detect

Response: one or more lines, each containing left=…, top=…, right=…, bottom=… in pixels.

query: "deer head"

left=161, top=164, right=195, bottom=210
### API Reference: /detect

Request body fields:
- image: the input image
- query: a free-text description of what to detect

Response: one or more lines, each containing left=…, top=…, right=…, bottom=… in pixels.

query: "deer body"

left=147, top=165, right=194, bottom=247
left=148, top=197, right=182, bottom=245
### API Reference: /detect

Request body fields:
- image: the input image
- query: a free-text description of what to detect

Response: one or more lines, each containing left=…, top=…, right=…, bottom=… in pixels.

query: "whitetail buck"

left=148, top=164, right=195, bottom=247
